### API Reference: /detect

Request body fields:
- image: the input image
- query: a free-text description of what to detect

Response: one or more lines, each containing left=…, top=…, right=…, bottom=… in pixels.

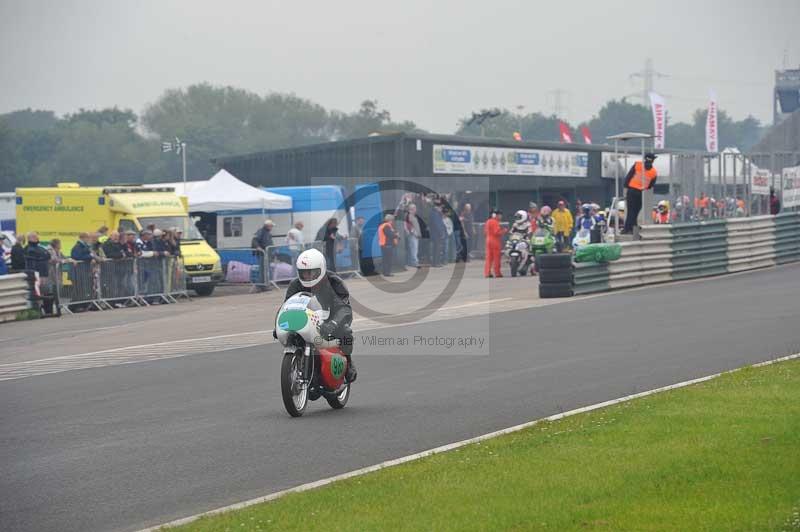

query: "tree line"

left=0, top=83, right=764, bottom=191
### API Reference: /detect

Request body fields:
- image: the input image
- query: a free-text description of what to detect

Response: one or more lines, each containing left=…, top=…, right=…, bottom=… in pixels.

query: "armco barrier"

left=0, top=273, right=29, bottom=323
left=573, top=213, right=800, bottom=295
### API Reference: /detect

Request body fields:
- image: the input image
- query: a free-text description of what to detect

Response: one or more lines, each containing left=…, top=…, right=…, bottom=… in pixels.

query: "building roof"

left=211, top=131, right=652, bottom=167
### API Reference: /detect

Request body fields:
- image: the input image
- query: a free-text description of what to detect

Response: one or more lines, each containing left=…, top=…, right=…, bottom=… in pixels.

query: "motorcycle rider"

left=575, top=203, right=597, bottom=232
left=537, top=205, right=554, bottom=232
left=510, top=209, right=532, bottom=236
left=275, top=248, right=357, bottom=383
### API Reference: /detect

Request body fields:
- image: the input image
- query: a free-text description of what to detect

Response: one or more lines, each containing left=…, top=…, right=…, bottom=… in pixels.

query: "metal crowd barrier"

left=51, top=257, right=188, bottom=313
left=218, top=238, right=361, bottom=290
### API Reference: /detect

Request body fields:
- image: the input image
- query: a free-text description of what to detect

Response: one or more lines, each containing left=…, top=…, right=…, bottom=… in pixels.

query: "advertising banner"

left=782, top=165, right=800, bottom=208
left=751, top=168, right=771, bottom=196
left=433, top=145, right=588, bottom=177
left=649, top=92, right=666, bottom=149
left=706, top=90, right=719, bottom=153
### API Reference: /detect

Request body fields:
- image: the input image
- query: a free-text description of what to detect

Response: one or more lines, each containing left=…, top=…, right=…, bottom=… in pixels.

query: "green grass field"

left=168, top=359, right=800, bottom=531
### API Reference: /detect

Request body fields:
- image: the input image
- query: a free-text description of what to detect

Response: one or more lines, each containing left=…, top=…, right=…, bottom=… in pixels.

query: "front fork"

left=300, top=345, right=313, bottom=382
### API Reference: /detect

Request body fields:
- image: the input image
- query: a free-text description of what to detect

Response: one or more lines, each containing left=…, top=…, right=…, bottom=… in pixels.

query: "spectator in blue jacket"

left=70, top=233, right=94, bottom=262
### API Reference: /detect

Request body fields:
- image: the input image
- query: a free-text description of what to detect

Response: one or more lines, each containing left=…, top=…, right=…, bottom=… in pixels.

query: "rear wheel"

left=281, top=353, right=308, bottom=417
left=325, top=383, right=350, bottom=409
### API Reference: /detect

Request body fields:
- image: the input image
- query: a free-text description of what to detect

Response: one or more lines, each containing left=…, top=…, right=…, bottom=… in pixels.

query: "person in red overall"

left=484, top=210, right=507, bottom=278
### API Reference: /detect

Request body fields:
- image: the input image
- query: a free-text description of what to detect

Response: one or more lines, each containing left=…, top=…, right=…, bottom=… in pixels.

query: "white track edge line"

left=136, top=351, right=800, bottom=532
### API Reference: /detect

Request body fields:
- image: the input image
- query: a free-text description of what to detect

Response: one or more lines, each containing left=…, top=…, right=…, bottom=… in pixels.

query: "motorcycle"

left=275, top=292, right=351, bottom=417
left=505, top=232, right=533, bottom=277
left=530, top=226, right=555, bottom=273
left=571, top=228, right=591, bottom=252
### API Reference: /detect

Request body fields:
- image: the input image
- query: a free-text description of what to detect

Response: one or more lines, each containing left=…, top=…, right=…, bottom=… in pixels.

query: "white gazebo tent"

left=187, top=169, right=292, bottom=211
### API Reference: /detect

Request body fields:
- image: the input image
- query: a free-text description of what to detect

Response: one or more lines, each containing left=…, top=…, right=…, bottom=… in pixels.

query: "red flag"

left=558, top=122, right=573, bottom=143
left=580, top=126, right=592, bottom=144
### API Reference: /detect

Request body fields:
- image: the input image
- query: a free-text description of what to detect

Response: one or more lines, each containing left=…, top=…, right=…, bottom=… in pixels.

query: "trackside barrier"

left=573, top=213, right=800, bottom=295
left=52, top=257, right=188, bottom=313
left=219, top=239, right=361, bottom=290
left=0, top=273, right=29, bottom=323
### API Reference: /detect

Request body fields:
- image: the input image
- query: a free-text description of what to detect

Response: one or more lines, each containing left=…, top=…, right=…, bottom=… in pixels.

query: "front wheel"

left=509, top=257, right=519, bottom=277
left=281, top=353, right=308, bottom=417
left=325, top=383, right=350, bottom=409
left=193, top=284, right=215, bottom=296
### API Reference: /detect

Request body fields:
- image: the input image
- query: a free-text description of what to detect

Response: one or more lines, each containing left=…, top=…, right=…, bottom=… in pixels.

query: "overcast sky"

left=2, top=0, right=799, bottom=132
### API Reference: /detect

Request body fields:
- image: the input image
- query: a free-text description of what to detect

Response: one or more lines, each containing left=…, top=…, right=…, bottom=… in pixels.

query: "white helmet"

left=514, top=210, right=528, bottom=223
left=296, top=248, right=327, bottom=288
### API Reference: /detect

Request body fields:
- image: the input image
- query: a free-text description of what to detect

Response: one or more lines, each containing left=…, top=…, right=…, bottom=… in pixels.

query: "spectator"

left=351, top=216, right=367, bottom=272
left=48, top=238, right=66, bottom=263
left=552, top=200, right=574, bottom=252
left=165, top=227, right=181, bottom=256
left=286, top=221, right=305, bottom=246
left=10, top=233, right=26, bottom=272
left=252, top=220, right=274, bottom=252
left=70, top=232, right=94, bottom=262
left=458, top=203, right=473, bottom=262
left=251, top=220, right=274, bottom=290
left=429, top=203, right=447, bottom=267
left=484, top=210, right=507, bottom=278
left=527, top=201, right=539, bottom=233
left=316, top=218, right=339, bottom=272
left=101, top=231, right=125, bottom=259
left=174, top=228, right=183, bottom=252
left=97, top=226, right=109, bottom=245
left=442, top=206, right=455, bottom=263
left=404, top=203, right=422, bottom=268
left=24, top=232, right=50, bottom=278
left=121, top=231, right=138, bottom=257
left=137, top=230, right=155, bottom=256
left=378, top=213, right=398, bottom=276
left=770, top=188, right=781, bottom=215
left=152, top=228, right=171, bottom=256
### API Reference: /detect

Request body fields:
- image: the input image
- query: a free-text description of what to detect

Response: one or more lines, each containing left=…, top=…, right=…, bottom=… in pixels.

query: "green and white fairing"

left=275, top=293, right=338, bottom=348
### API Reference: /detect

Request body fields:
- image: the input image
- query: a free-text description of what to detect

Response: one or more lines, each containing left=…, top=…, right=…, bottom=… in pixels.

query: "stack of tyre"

left=536, top=253, right=574, bottom=298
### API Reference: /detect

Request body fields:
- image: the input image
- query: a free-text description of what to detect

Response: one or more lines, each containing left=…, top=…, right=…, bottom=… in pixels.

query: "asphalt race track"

left=2, top=264, right=800, bottom=532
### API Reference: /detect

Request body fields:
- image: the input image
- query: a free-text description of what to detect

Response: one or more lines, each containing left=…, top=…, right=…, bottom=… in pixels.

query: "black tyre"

left=536, top=253, right=573, bottom=269
left=509, top=257, right=519, bottom=277
left=281, top=353, right=308, bottom=417
left=325, top=384, right=350, bottom=409
left=193, top=284, right=215, bottom=296
left=539, top=269, right=574, bottom=283
left=539, top=282, right=574, bottom=298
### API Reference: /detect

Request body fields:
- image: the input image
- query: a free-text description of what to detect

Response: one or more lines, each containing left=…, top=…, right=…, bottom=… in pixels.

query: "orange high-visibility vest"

left=628, top=161, right=658, bottom=191
left=378, top=222, right=391, bottom=246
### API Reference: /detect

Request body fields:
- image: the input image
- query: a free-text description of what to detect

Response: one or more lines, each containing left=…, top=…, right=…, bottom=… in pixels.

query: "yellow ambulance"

left=15, top=183, right=223, bottom=296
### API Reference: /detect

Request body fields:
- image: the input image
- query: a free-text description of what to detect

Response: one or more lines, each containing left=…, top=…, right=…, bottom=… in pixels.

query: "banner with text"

left=751, top=168, right=772, bottom=196
left=649, top=91, right=666, bottom=149
left=433, top=145, right=588, bottom=177
left=783, top=165, right=800, bottom=208
left=706, top=90, right=719, bottom=153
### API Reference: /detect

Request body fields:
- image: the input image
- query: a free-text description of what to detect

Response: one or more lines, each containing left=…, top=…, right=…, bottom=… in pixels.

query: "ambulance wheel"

left=193, top=284, right=215, bottom=296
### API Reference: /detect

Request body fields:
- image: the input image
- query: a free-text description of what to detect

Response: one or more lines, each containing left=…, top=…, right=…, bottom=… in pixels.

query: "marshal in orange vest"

left=378, top=221, right=397, bottom=247
left=628, top=161, right=658, bottom=191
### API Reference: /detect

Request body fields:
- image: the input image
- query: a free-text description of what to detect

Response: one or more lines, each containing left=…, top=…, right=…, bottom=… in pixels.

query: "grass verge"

left=167, top=359, right=800, bottom=531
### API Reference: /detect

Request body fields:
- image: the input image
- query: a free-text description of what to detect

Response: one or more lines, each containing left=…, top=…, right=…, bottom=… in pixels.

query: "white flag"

left=705, top=90, right=718, bottom=153
left=161, top=142, right=173, bottom=153
left=649, top=92, right=666, bottom=149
